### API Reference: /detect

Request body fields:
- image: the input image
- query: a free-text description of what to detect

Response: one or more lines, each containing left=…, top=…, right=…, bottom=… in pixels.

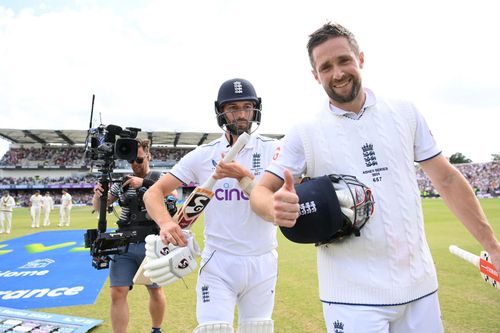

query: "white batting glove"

left=335, top=188, right=355, bottom=223
left=144, top=234, right=176, bottom=259
left=143, top=230, right=201, bottom=286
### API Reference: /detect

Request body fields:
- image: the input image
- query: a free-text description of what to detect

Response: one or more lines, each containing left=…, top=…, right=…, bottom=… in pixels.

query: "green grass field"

left=1, top=199, right=499, bottom=333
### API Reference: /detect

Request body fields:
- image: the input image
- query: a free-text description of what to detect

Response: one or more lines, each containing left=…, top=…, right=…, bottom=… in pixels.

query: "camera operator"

left=93, top=138, right=175, bottom=333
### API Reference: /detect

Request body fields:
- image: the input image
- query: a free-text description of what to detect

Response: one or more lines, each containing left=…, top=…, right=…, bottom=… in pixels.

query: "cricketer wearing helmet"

left=144, top=78, right=278, bottom=333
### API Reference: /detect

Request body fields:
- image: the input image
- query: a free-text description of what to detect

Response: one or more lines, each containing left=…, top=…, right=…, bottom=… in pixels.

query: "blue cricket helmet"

left=214, top=78, right=262, bottom=128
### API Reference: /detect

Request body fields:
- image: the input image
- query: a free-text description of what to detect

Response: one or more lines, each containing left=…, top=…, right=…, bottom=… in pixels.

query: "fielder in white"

left=29, top=190, right=43, bottom=228
left=0, top=190, right=15, bottom=234
left=144, top=79, right=279, bottom=333
left=250, top=22, right=500, bottom=333
left=59, top=188, right=72, bottom=227
left=42, top=191, right=54, bottom=227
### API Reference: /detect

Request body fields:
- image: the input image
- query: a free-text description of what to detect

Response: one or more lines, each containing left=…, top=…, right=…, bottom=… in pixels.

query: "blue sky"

left=0, top=0, right=499, bottom=162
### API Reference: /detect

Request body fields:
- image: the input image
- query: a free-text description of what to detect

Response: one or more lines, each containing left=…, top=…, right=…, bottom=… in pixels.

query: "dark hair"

left=307, top=22, right=360, bottom=68
left=136, top=138, right=151, bottom=155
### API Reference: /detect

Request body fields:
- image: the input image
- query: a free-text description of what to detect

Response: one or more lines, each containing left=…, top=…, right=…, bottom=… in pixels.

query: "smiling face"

left=311, top=36, right=365, bottom=111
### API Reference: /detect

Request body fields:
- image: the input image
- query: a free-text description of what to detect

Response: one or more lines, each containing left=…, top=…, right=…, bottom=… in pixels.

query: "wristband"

left=142, top=178, right=155, bottom=188
left=239, top=176, right=255, bottom=195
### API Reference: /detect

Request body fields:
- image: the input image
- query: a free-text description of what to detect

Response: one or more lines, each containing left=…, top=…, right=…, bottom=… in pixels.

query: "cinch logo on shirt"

left=214, top=183, right=249, bottom=201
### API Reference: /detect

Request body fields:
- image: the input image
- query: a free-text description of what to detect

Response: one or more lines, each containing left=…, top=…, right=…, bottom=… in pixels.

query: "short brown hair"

left=307, top=22, right=360, bottom=68
left=136, top=138, right=151, bottom=155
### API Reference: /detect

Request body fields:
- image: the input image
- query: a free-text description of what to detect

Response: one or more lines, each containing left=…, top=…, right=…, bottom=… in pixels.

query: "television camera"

left=83, top=95, right=142, bottom=269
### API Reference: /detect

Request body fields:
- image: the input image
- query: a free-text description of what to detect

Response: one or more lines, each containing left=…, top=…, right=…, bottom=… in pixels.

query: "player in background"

left=29, top=190, right=43, bottom=228
left=250, top=22, right=500, bottom=333
left=59, top=188, right=72, bottom=227
left=0, top=190, right=15, bottom=233
left=42, top=191, right=54, bottom=227
left=144, top=78, right=279, bottom=333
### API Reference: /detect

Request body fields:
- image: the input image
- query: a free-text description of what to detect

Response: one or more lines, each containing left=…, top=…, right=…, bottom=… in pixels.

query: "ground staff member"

left=250, top=22, right=500, bottom=333
left=144, top=78, right=279, bottom=333
left=93, top=138, right=174, bottom=333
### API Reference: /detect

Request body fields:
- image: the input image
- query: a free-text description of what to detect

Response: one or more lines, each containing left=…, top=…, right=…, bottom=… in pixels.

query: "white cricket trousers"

left=59, top=206, right=71, bottom=226
left=196, top=249, right=278, bottom=326
left=322, top=292, right=444, bottom=333
left=31, top=206, right=41, bottom=227
left=42, top=209, right=51, bottom=226
left=0, top=211, right=12, bottom=233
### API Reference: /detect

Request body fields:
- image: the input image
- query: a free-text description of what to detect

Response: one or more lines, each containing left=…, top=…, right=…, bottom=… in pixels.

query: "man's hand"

left=213, top=155, right=249, bottom=181
left=159, top=220, right=187, bottom=247
left=490, top=247, right=500, bottom=277
left=93, top=183, right=104, bottom=197
left=273, top=170, right=300, bottom=227
left=122, top=175, right=144, bottom=189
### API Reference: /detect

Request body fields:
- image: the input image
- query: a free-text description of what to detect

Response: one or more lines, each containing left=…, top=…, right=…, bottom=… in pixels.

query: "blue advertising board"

left=0, top=230, right=108, bottom=309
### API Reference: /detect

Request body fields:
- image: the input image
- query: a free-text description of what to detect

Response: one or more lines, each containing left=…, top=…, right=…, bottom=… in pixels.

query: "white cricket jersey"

left=61, top=193, right=72, bottom=208
left=1, top=196, right=15, bottom=212
left=30, top=195, right=43, bottom=208
left=170, top=133, right=279, bottom=256
left=42, top=196, right=54, bottom=210
left=267, top=89, right=441, bottom=305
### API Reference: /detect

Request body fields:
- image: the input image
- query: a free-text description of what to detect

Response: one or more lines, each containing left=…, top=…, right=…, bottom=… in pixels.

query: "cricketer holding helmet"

left=144, top=78, right=279, bottom=332
left=250, top=22, right=500, bottom=333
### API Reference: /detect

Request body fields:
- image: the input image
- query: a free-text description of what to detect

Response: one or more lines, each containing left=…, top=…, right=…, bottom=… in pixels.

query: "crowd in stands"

left=0, top=175, right=97, bottom=186
left=150, top=147, right=192, bottom=161
left=0, top=147, right=88, bottom=168
left=416, top=161, right=500, bottom=198
left=0, top=146, right=193, bottom=168
left=1, top=146, right=499, bottom=202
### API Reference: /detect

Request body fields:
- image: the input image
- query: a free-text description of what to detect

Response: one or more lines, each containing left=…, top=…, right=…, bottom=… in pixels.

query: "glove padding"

left=332, top=174, right=374, bottom=234
left=143, top=230, right=201, bottom=286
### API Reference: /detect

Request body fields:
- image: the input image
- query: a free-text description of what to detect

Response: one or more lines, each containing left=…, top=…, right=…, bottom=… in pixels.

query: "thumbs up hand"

left=273, top=169, right=300, bottom=227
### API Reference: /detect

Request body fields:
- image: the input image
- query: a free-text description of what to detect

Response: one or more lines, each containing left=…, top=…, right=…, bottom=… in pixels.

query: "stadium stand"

left=417, top=161, right=500, bottom=198
left=0, top=128, right=284, bottom=206
left=1, top=129, right=497, bottom=204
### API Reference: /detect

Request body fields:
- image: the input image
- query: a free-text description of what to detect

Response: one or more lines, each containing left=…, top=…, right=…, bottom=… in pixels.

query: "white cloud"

left=0, top=0, right=498, bottom=162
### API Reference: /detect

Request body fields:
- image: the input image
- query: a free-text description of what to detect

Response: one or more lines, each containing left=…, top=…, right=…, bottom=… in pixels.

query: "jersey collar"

left=327, top=88, right=377, bottom=120
left=221, top=132, right=256, bottom=150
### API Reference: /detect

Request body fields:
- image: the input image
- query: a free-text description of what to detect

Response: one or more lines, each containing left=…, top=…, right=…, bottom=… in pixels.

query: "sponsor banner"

left=0, top=306, right=102, bottom=332
left=0, top=230, right=108, bottom=309
left=0, top=184, right=95, bottom=190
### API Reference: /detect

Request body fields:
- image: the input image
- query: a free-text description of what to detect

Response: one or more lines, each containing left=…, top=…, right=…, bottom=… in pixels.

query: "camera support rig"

left=83, top=95, right=142, bottom=269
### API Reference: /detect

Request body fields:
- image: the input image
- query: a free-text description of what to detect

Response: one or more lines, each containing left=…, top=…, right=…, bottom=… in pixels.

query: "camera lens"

left=115, top=138, right=138, bottom=160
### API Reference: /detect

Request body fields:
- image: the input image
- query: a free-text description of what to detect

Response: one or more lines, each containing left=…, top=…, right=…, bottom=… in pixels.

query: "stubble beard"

left=326, top=76, right=362, bottom=104
left=226, top=120, right=251, bottom=136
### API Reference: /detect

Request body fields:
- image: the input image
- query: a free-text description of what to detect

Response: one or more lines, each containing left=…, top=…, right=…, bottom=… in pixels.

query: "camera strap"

left=119, top=170, right=163, bottom=228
